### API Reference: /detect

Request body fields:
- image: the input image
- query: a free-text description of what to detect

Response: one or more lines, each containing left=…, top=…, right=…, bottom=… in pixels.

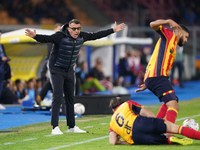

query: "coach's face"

left=68, top=23, right=81, bottom=39
left=178, top=31, right=189, bottom=47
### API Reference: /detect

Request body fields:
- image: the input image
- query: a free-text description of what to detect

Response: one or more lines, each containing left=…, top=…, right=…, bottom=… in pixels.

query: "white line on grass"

left=22, top=138, right=37, bottom=141
left=44, top=135, right=109, bottom=150
left=3, top=142, right=15, bottom=145
left=176, top=114, right=200, bottom=121
left=99, top=123, right=108, bottom=125
left=83, top=126, right=93, bottom=129
left=45, top=134, right=56, bottom=137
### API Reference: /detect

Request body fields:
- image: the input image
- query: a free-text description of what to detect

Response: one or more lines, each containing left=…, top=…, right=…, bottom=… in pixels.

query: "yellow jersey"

left=144, top=25, right=177, bottom=81
left=109, top=101, right=143, bottom=145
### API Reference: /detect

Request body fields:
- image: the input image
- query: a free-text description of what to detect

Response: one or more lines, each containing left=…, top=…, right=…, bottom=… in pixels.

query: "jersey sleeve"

left=81, top=29, right=114, bottom=41
left=127, top=101, right=143, bottom=115
left=34, top=32, right=63, bottom=45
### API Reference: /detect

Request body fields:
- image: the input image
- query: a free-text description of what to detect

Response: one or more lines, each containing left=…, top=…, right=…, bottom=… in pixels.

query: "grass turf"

left=0, top=98, right=200, bottom=150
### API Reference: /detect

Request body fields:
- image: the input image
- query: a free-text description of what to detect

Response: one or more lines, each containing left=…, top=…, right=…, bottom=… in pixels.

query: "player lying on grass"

left=109, top=97, right=200, bottom=145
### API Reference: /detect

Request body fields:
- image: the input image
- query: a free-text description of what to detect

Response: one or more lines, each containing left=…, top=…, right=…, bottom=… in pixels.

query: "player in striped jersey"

left=135, top=19, right=189, bottom=124
left=109, top=97, right=200, bottom=145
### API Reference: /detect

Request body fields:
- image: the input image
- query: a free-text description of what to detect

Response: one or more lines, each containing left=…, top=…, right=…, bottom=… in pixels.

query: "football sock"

left=178, top=126, right=200, bottom=140
left=167, top=135, right=175, bottom=144
left=156, top=103, right=168, bottom=118
left=165, top=108, right=178, bottom=123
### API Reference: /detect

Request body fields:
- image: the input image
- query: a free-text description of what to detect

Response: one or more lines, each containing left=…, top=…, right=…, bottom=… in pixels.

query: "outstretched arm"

left=82, top=22, right=126, bottom=41
left=150, top=19, right=181, bottom=31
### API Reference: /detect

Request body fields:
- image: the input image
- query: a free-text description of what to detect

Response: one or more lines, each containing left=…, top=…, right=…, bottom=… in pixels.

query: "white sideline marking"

left=45, top=134, right=55, bottom=137
left=22, top=138, right=37, bottom=141
left=3, top=142, right=15, bottom=145
left=83, top=126, right=93, bottom=129
left=176, top=114, right=200, bottom=121
left=45, top=135, right=109, bottom=150
left=99, top=123, right=108, bottom=125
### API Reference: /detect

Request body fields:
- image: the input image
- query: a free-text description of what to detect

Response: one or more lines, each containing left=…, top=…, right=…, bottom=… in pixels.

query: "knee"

left=166, top=100, right=179, bottom=111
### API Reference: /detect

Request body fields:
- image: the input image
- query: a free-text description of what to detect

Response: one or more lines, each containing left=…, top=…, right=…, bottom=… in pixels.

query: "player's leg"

left=165, top=100, right=179, bottom=123
left=50, top=72, right=64, bottom=134
left=64, top=70, right=86, bottom=133
left=145, top=76, right=178, bottom=123
left=158, top=78, right=178, bottom=123
left=156, top=103, right=168, bottom=118
left=63, top=70, right=75, bottom=129
left=132, top=116, right=167, bottom=145
left=166, top=120, right=200, bottom=140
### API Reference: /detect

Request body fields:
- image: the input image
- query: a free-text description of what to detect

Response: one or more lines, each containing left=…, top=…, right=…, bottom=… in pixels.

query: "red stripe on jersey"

left=160, top=27, right=172, bottom=75
left=166, top=52, right=173, bottom=74
left=153, top=60, right=157, bottom=77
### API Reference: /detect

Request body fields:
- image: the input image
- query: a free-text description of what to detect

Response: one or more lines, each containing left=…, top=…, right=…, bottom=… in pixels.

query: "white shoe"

left=66, top=126, right=86, bottom=133
left=51, top=126, right=63, bottom=135
left=0, top=104, right=6, bottom=110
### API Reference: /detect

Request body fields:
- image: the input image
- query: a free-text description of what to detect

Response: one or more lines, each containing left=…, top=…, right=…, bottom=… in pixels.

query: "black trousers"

left=50, top=69, right=75, bottom=128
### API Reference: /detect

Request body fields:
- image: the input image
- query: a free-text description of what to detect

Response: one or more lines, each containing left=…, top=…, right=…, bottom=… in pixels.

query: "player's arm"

left=109, top=132, right=128, bottom=145
left=82, top=22, right=125, bottom=41
left=150, top=19, right=181, bottom=31
left=25, top=29, right=63, bottom=44
left=139, top=107, right=155, bottom=118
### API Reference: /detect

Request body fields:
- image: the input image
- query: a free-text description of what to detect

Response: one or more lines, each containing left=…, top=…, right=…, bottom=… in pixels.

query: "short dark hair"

left=109, top=97, right=124, bottom=109
left=15, top=79, right=21, bottom=85
left=69, top=19, right=81, bottom=25
left=179, top=24, right=189, bottom=34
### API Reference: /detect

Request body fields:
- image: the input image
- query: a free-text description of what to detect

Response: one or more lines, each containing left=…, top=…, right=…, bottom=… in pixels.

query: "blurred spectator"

left=23, top=78, right=37, bottom=102
left=118, top=51, right=137, bottom=86
left=6, top=80, right=15, bottom=94
left=140, top=45, right=152, bottom=70
left=1, top=0, right=74, bottom=24
left=76, top=61, right=106, bottom=93
left=129, top=50, right=143, bottom=85
left=15, top=79, right=27, bottom=99
left=35, top=78, right=42, bottom=95
left=0, top=81, right=22, bottom=104
left=89, top=58, right=105, bottom=81
left=170, top=46, right=184, bottom=88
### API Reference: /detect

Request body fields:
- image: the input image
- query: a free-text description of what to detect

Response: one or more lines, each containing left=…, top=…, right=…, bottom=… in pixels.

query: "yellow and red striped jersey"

left=109, top=101, right=143, bottom=145
left=144, top=25, right=177, bottom=81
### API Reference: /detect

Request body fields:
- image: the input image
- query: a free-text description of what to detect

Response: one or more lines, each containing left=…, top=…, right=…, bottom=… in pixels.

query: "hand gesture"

left=113, top=21, right=126, bottom=32
left=168, top=19, right=181, bottom=31
left=135, top=84, right=147, bottom=93
left=25, top=29, right=36, bottom=38
left=2, top=56, right=7, bottom=61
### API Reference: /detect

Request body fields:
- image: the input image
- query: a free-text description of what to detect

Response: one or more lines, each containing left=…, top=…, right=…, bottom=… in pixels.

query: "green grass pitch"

left=0, top=98, right=200, bottom=150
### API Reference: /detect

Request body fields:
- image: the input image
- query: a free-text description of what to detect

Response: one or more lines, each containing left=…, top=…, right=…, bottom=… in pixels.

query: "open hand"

left=168, top=19, right=182, bottom=31
left=113, top=21, right=126, bottom=32
left=25, top=29, right=36, bottom=38
left=135, top=84, right=147, bottom=93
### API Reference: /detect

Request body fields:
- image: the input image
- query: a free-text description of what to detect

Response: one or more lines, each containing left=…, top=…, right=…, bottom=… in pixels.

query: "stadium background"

left=0, top=0, right=200, bottom=131
left=0, top=0, right=200, bottom=82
